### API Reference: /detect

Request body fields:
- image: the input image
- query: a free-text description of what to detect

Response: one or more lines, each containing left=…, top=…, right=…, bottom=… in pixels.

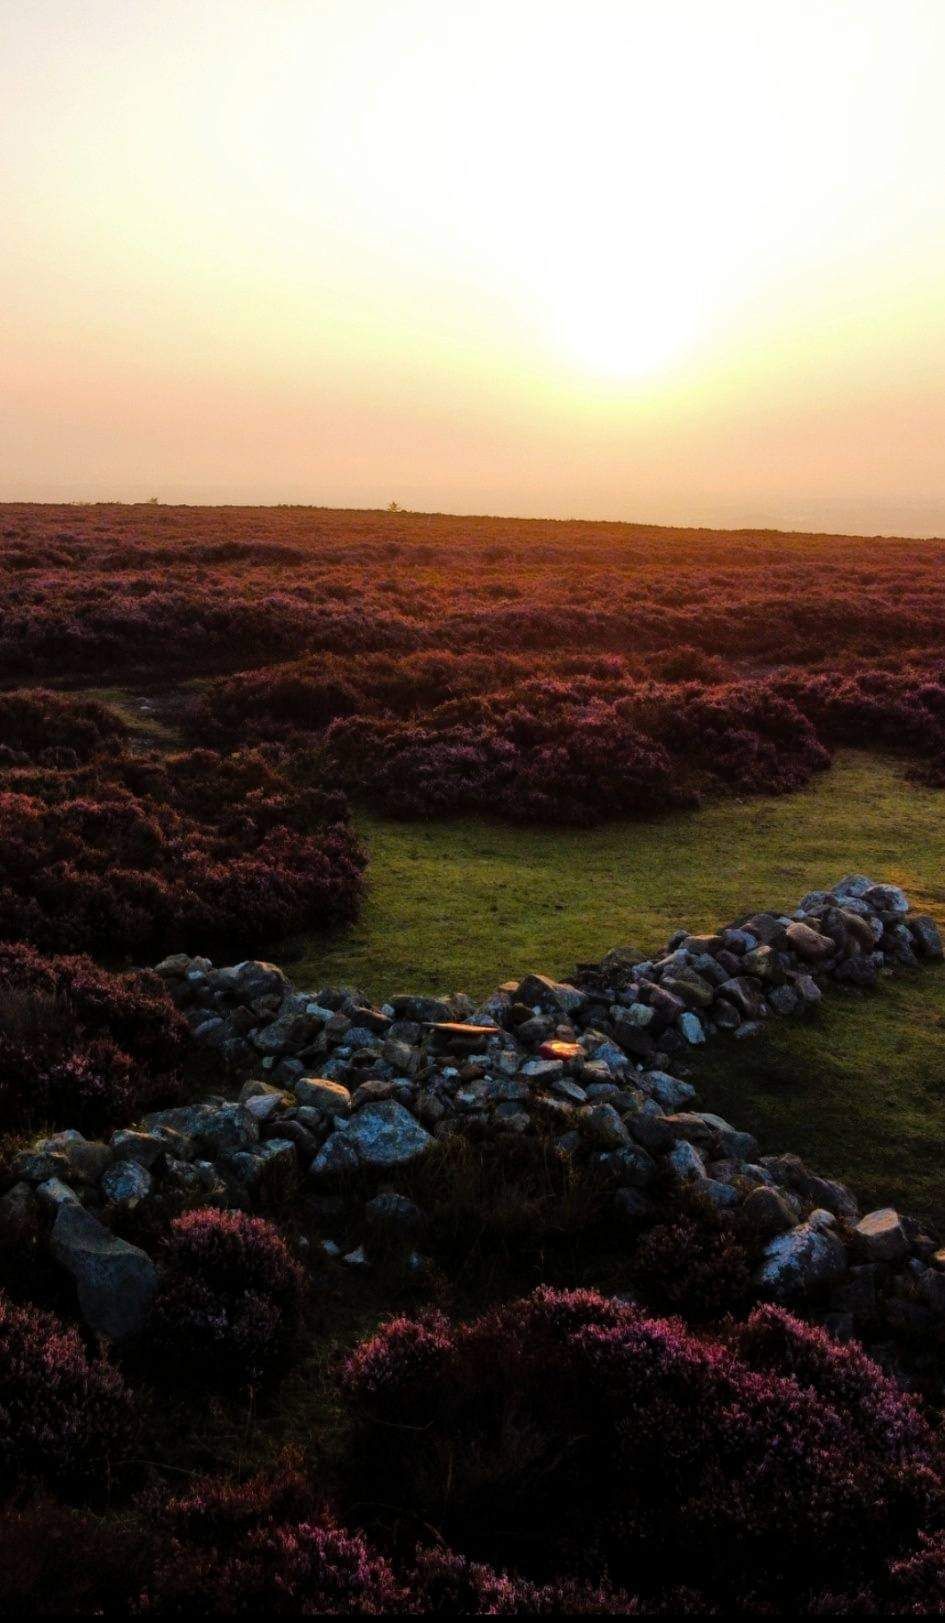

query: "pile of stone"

left=4, top=875, right=944, bottom=1345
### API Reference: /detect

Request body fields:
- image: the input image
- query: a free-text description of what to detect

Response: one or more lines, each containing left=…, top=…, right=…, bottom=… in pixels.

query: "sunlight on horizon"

left=2, top=0, right=944, bottom=529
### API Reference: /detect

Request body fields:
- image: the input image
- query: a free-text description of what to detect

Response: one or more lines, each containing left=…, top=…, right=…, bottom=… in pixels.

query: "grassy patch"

left=78, top=685, right=186, bottom=746
left=692, top=968, right=945, bottom=1227
left=284, top=750, right=945, bottom=999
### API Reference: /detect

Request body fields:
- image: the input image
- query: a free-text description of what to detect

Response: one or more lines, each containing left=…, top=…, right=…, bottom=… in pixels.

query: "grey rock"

left=677, top=1010, right=705, bottom=1045
left=785, top=921, right=834, bottom=960
left=51, top=1203, right=157, bottom=1338
left=768, top=983, right=799, bottom=1016
left=741, top=1185, right=797, bottom=1238
left=0, top=1181, right=37, bottom=1225
left=854, top=1207, right=910, bottom=1263
left=862, top=883, right=909, bottom=915
left=755, top=1220, right=847, bottom=1300
left=577, top=1103, right=630, bottom=1149
left=193, top=1103, right=259, bottom=1154
left=365, top=1191, right=424, bottom=1237
left=910, top=914, right=944, bottom=960
left=702, top=1178, right=740, bottom=1210
left=101, top=1160, right=152, bottom=1208
left=310, top=1133, right=361, bottom=1181
left=110, top=1129, right=166, bottom=1168
left=12, top=1150, right=67, bottom=1184
left=227, top=1137, right=299, bottom=1197
left=294, top=1076, right=352, bottom=1116
left=36, top=1132, right=112, bottom=1185
left=517, top=973, right=585, bottom=1015
left=613, top=1187, right=652, bottom=1222
left=36, top=1177, right=80, bottom=1212
left=640, top=1070, right=697, bottom=1110
left=342, top=1101, right=433, bottom=1168
left=666, top=1139, right=706, bottom=1181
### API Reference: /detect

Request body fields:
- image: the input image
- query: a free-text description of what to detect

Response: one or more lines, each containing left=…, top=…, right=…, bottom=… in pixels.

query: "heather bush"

left=150, top=1209, right=305, bottom=1386
left=343, top=1287, right=945, bottom=1607
left=628, top=1200, right=755, bottom=1321
left=0, top=687, right=126, bottom=765
left=0, top=1500, right=148, bottom=1616
left=138, top=1463, right=655, bottom=1615
left=0, top=1291, right=139, bottom=1496
left=0, top=747, right=366, bottom=957
left=0, top=943, right=190, bottom=1133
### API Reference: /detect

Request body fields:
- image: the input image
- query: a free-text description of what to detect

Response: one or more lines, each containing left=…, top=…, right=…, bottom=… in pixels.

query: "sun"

left=538, top=256, right=712, bottom=383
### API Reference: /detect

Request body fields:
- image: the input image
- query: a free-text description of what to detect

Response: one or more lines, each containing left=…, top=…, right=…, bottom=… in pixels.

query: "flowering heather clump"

left=343, top=1286, right=945, bottom=1608
left=0, top=943, right=190, bottom=1133
left=0, top=1291, right=139, bottom=1496
left=150, top=1209, right=305, bottom=1386
left=0, top=688, right=127, bottom=766
left=628, top=1205, right=754, bottom=1321
left=0, top=747, right=366, bottom=957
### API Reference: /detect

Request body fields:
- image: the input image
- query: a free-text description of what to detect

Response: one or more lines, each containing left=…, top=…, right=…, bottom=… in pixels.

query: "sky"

left=2, top=0, right=944, bottom=534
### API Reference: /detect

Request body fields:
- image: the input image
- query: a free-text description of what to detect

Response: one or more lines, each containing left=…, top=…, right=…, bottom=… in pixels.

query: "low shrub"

left=0, top=748, right=366, bottom=958
left=0, top=1291, right=140, bottom=1497
left=628, top=1199, right=755, bottom=1321
left=343, top=1287, right=945, bottom=1608
left=0, top=943, right=191, bottom=1134
left=149, top=1209, right=306, bottom=1386
left=0, top=687, right=126, bottom=766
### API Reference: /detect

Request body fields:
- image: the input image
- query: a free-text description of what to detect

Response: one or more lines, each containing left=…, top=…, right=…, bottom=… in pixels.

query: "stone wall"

left=5, top=874, right=944, bottom=1346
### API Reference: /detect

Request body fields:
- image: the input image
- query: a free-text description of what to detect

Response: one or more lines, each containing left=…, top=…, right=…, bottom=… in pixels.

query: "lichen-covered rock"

left=36, top=1177, right=80, bottom=1212
left=340, top=1101, right=433, bottom=1168
left=101, top=1159, right=152, bottom=1208
left=194, top=1103, right=260, bottom=1154
left=755, top=1216, right=847, bottom=1300
left=741, top=1184, right=797, bottom=1238
left=110, top=1129, right=167, bottom=1168
left=34, top=1132, right=112, bottom=1185
left=666, top=1139, right=706, bottom=1182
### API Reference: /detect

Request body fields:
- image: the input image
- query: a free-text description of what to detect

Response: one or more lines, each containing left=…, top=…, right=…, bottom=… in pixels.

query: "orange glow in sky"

left=2, top=0, right=944, bottom=532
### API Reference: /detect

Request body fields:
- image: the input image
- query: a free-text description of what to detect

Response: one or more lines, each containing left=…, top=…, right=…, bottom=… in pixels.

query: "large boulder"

left=50, top=1203, right=157, bottom=1338
left=754, top=1215, right=847, bottom=1300
left=334, top=1101, right=432, bottom=1169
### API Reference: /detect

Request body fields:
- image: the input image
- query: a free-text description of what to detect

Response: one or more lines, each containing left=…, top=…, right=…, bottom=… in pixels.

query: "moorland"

left=3, top=502, right=945, bottom=1614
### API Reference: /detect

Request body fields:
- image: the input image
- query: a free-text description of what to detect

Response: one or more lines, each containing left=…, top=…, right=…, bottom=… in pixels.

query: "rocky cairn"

left=6, top=875, right=945, bottom=1341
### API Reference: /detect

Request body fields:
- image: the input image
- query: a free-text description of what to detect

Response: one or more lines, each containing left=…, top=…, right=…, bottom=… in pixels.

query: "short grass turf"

left=286, top=751, right=945, bottom=999
left=282, top=749, right=945, bottom=1226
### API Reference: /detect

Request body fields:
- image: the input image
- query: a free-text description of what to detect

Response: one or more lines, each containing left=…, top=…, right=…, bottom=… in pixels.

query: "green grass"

left=280, top=749, right=945, bottom=1227
left=285, top=751, right=945, bottom=1000
left=693, top=969, right=945, bottom=1228
left=79, top=685, right=185, bottom=746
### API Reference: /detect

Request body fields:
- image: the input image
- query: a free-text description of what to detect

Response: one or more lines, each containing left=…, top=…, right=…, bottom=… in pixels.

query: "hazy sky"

left=2, top=0, right=944, bottom=532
